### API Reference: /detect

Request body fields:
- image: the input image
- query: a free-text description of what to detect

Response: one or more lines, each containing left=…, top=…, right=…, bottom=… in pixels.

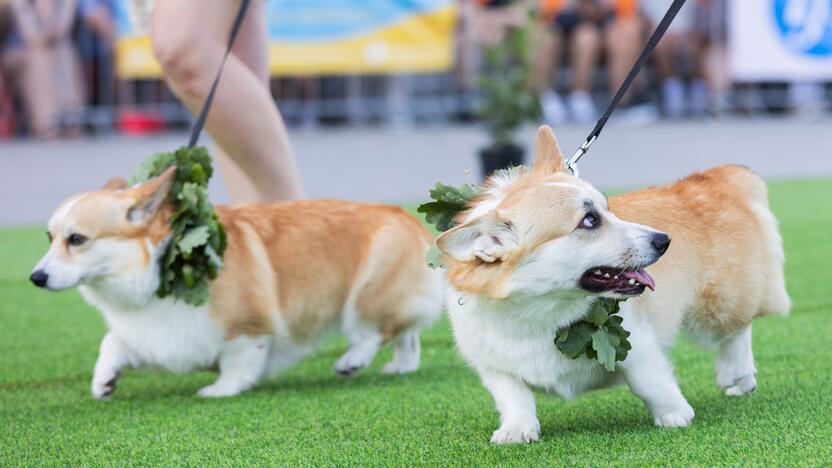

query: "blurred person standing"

left=691, top=0, right=728, bottom=115
left=602, top=0, right=660, bottom=122
left=5, top=0, right=85, bottom=138
left=455, top=0, right=530, bottom=115
left=470, top=0, right=529, bottom=45
left=536, top=0, right=606, bottom=125
left=0, top=0, right=16, bottom=136
left=76, top=0, right=116, bottom=109
left=150, top=0, right=303, bottom=203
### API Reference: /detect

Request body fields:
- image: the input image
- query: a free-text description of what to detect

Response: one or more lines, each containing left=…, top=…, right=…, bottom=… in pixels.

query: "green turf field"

left=1, top=179, right=830, bottom=466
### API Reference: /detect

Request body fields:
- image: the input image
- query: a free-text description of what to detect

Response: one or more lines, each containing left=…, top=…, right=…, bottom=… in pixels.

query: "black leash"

left=565, top=0, right=687, bottom=176
left=187, top=0, right=252, bottom=149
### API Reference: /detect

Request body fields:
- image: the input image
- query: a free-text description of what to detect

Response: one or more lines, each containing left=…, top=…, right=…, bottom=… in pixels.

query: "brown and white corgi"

left=30, top=168, right=443, bottom=399
left=437, top=126, right=790, bottom=443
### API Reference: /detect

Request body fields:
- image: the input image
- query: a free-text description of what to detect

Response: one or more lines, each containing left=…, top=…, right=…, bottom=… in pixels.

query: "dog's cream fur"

left=33, top=169, right=443, bottom=399
left=437, top=126, right=790, bottom=444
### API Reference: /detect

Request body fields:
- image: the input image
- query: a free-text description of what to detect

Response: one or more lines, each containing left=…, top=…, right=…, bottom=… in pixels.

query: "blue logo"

left=773, top=0, right=832, bottom=56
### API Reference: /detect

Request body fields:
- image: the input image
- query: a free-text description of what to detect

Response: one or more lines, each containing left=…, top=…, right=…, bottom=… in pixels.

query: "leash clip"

left=566, top=135, right=597, bottom=177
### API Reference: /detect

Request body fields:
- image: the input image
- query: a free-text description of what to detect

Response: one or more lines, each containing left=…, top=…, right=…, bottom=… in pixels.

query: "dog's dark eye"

left=580, top=213, right=600, bottom=230
left=67, top=234, right=88, bottom=247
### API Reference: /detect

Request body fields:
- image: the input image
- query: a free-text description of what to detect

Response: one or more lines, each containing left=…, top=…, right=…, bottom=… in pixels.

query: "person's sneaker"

left=613, top=103, right=660, bottom=126
left=568, top=90, right=597, bottom=124
left=689, top=79, right=709, bottom=117
left=662, top=77, right=686, bottom=118
left=541, top=91, right=567, bottom=125
left=790, top=82, right=826, bottom=119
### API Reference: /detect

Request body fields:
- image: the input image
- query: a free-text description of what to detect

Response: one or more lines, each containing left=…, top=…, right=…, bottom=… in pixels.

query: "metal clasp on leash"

left=565, top=135, right=597, bottom=178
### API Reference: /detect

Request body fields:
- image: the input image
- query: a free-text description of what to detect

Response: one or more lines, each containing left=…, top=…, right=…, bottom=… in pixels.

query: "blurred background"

left=1, top=0, right=831, bottom=226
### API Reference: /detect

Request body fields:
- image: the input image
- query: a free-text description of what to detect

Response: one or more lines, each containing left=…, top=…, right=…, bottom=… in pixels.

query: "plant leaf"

left=417, top=182, right=481, bottom=236
left=178, top=226, right=210, bottom=255
left=585, top=301, right=609, bottom=326
left=555, top=321, right=594, bottom=359
left=591, top=328, right=620, bottom=372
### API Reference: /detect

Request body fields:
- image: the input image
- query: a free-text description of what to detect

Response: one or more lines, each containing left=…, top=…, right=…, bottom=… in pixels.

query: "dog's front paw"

left=197, top=383, right=244, bottom=398
left=91, top=371, right=120, bottom=400
left=654, top=403, right=695, bottom=428
left=491, top=417, right=541, bottom=444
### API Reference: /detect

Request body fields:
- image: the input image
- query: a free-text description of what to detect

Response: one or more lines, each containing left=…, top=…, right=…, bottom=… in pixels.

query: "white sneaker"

left=689, top=79, right=709, bottom=116
left=541, top=91, right=567, bottom=125
left=662, top=78, right=686, bottom=118
left=613, top=103, right=659, bottom=126
left=568, top=90, right=597, bottom=124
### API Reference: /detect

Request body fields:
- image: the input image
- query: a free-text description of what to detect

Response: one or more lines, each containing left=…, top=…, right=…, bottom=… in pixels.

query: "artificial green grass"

left=1, top=179, right=831, bottom=466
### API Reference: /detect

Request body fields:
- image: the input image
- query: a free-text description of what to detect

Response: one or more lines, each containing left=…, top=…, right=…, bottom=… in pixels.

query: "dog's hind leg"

left=382, top=329, right=421, bottom=375
left=198, top=335, right=271, bottom=397
left=334, top=321, right=382, bottom=377
left=715, top=325, right=757, bottom=396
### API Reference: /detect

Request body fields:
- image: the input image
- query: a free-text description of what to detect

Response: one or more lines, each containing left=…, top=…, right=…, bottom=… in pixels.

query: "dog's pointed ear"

left=436, top=213, right=518, bottom=263
left=127, top=166, right=176, bottom=225
left=102, top=177, right=127, bottom=191
left=531, top=125, right=567, bottom=175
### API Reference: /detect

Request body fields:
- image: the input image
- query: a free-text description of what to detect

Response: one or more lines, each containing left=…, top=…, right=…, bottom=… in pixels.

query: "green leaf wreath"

left=129, top=146, right=227, bottom=306
left=418, top=175, right=631, bottom=370
left=554, top=298, right=631, bottom=371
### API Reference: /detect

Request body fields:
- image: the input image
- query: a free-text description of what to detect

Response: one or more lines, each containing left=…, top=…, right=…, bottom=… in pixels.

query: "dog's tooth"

left=594, top=270, right=602, bottom=276
left=629, top=279, right=636, bottom=285
left=604, top=273, right=611, bottom=278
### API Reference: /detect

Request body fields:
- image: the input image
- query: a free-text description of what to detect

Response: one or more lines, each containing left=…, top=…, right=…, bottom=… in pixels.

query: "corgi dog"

left=437, top=126, right=790, bottom=444
left=30, top=168, right=443, bottom=399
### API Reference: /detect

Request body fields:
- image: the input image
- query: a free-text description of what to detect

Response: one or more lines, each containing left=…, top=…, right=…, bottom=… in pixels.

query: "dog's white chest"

left=449, top=294, right=616, bottom=398
left=81, top=287, right=224, bottom=373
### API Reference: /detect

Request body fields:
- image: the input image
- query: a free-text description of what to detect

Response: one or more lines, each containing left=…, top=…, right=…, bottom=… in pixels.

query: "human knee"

left=572, top=24, right=600, bottom=52
left=151, top=27, right=218, bottom=100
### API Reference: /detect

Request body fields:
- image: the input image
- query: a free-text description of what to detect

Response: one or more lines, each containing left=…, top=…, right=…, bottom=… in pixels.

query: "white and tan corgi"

left=437, top=126, right=790, bottom=444
left=30, top=168, right=443, bottom=399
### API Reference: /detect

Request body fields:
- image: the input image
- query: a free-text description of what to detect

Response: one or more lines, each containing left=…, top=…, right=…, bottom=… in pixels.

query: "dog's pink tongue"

left=622, top=270, right=656, bottom=291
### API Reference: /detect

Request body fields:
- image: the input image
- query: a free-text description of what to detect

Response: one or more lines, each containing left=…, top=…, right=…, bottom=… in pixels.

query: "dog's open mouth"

left=579, top=266, right=656, bottom=296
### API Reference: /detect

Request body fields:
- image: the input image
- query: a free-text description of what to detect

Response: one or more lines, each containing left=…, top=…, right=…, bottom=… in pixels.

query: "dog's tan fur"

left=211, top=201, right=435, bottom=342
left=612, top=166, right=790, bottom=337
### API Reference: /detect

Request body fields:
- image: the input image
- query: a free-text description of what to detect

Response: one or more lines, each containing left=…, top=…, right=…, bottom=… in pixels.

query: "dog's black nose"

left=651, top=233, right=671, bottom=254
left=30, top=270, right=49, bottom=288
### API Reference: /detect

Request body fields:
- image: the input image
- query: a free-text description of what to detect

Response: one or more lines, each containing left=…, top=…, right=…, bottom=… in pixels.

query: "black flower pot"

left=479, top=143, right=525, bottom=180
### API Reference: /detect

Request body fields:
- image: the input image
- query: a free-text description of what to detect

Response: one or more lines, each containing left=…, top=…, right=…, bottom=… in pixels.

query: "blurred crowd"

left=0, top=0, right=829, bottom=139
left=0, top=0, right=115, bottom=138
left=460, top=0, right=830, bottom=125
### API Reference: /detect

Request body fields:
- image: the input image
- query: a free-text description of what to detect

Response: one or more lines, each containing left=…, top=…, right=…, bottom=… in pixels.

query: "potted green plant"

left=477, top=15, right=541, bottom=178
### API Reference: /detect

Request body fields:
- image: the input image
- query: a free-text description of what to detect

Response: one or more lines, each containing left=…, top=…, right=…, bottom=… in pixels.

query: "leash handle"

left=566, top=0, right=687, bottom=176
left=187, top=0, right=252, bottom=149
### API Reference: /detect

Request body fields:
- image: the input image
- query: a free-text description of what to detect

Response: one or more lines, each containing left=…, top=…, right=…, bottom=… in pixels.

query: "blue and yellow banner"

left=115, top=0, right=458, bottom=79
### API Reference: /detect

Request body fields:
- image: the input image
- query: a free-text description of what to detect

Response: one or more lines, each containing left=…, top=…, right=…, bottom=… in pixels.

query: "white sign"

left=729, top=0, right=832, bottom=81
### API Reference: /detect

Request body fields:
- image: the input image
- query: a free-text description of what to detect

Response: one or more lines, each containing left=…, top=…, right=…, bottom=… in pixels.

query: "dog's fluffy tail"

left=728, top=166, right=792, bottom=317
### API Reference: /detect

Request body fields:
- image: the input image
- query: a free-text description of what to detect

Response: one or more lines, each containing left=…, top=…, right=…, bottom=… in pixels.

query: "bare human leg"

left=151, top=0, right=303, bottom=203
